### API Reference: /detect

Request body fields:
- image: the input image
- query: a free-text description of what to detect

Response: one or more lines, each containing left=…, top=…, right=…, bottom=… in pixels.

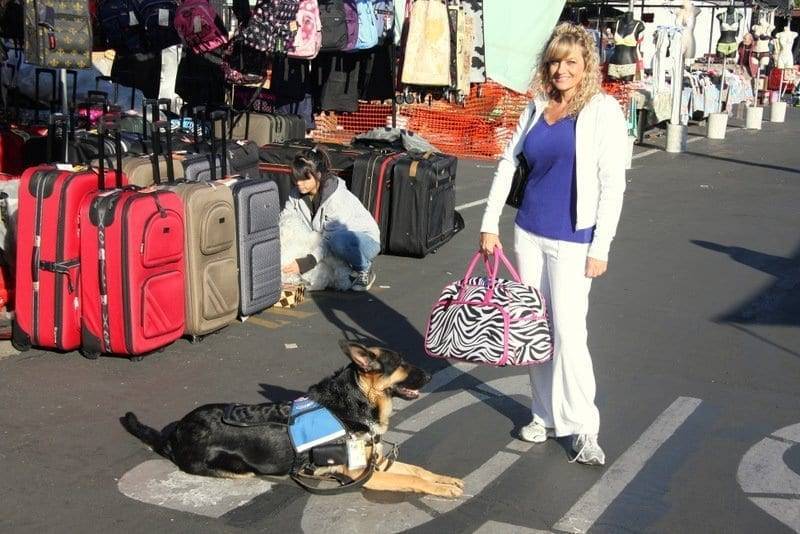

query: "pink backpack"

left=288, top=0, right=322, bottom=59
left=174, top=0, right=228, bottom=54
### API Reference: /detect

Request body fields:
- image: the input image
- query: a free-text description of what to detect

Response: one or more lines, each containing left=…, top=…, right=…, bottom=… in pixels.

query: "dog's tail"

left=120, top=412, right=172, bottom=459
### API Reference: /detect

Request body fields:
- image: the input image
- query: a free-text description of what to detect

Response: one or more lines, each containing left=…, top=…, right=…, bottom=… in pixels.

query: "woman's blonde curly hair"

left=533, top=22, right=603, bottom=117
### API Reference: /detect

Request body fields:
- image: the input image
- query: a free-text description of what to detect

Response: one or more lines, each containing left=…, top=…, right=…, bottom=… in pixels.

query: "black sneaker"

left=350, top=270, right=376, bottom=291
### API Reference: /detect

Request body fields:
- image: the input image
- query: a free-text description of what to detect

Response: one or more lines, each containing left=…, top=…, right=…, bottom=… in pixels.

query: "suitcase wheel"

left=10, top=338, right=30, bottom=352
left=80, top=349, right=100, bottom=360
left=189, top=335, right=202, bottom=344
left=130, top=356, right=144, bottom=362
left=11, top=322, right=31, bottom=352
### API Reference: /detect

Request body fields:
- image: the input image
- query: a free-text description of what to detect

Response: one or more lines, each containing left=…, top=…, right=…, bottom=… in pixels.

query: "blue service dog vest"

left=288, top=397, right=347, bottom=453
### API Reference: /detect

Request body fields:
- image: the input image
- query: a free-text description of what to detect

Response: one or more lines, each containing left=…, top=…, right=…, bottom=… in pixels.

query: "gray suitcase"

left=227, top=178, right=281, bottom=316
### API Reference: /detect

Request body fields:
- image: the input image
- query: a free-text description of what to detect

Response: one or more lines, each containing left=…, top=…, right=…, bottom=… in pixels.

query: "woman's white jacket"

left=282, top=177, right=380, bottom=263
left=480, top=92, right=627, bottom=261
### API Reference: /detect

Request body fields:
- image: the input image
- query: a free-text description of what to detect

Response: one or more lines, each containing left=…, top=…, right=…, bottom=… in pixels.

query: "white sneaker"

left=350, top=270, right=376, bottom=292
left=519, top=420, right=554, bottom=443
left=570, top=434, right=606, bottom=466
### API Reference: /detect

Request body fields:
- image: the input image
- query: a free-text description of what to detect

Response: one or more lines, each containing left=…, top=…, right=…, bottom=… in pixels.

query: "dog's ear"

left=340, top=340, right=380, bottom=372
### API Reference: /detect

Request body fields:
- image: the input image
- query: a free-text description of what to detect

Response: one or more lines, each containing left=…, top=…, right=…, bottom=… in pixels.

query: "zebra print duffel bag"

left=424, top=249, right=553, bottom=366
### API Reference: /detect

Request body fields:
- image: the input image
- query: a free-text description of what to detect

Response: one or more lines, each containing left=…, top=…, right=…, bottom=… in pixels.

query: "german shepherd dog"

left=121, top=341, right=464, bottom=497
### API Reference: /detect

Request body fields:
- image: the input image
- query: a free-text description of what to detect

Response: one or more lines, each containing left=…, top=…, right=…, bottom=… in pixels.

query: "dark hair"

left=291, top=146, right=332, bottom=185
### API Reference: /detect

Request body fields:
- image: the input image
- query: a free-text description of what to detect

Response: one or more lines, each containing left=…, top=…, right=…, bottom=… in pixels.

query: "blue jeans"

left=325, top=231, right=380, bottom=272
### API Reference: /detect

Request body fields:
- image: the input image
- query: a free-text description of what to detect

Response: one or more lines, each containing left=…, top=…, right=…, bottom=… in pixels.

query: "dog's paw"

left=436, top=476, right=464, bottom=489
left=432, top=483, right=464, bottom=498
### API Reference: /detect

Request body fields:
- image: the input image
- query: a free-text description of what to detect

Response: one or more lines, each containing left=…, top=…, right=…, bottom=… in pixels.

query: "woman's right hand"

left=479, top=232, right=502, bottom=257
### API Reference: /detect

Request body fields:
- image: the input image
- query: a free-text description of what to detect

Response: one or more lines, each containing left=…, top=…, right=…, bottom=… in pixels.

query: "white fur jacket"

left=281, top=177, right=380, bottom=264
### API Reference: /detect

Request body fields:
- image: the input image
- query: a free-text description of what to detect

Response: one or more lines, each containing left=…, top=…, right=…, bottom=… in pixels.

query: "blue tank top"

left=515, top=116, right=595, bottom=243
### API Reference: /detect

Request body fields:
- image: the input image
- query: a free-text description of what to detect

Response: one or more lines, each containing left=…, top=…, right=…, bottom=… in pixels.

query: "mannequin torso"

left=609, top=14, right=644, bottom=81
left=716, top=9, right=742, bottom=58
left=675, top=1, right=700, bottom=61
left=775, top=29, right=798, bottom=69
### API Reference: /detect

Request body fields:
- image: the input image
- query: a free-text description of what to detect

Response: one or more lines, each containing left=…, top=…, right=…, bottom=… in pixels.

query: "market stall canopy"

left=484, top=0, right=566, bottom=93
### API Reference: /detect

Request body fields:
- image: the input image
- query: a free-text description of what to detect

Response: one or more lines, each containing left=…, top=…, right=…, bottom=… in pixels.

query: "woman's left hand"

left=585, top=257, right=608, bottom=278
left=282, top=261, right=300, bottom=275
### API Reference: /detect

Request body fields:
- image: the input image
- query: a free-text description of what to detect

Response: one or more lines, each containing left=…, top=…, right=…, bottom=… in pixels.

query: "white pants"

left=514, top=225, right=599, bottom=437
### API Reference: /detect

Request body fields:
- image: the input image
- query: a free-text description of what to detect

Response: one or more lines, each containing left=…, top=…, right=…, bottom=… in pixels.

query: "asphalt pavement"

left=1, top=109, right=799, bottom=534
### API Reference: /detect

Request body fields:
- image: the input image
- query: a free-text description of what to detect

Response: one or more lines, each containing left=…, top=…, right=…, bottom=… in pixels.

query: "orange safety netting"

left=311, top=81, right=531, bottom=160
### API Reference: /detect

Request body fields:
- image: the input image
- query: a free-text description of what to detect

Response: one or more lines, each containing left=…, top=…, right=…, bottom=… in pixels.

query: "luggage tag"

left=346, top=438, right=367, bottom=470
left=158, top=8, right=169, bottom=27
left=193, top=15, right=202, bottom=34
left=129, top=10, right=139, bottom=26
left=55, top=164, right=75, bottom=171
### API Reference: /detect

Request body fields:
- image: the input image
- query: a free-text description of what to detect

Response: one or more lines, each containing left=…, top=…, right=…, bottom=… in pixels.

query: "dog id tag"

left=346, top=439, right=367, bottom=470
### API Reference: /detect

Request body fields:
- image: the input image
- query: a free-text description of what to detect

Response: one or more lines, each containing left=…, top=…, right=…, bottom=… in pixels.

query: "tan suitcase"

left=217, top=112, right=277, bottom=147
left=174, top=181, right=239, bottom=339
left=151, top=121, right=240, bottom=340
left=122, top=155, right=186, bottom=187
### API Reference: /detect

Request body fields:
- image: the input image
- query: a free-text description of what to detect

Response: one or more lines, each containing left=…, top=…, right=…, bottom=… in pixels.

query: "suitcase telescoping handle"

left=34, top=68, right=56, bottom=125
left=142, top=98, right=171, bottom=143
left=96, top=116, right=124, bottom=191
left=192, top=105, right=207, bottom=153
left=150, top=120, right=177, bottom=186
left=209, top=109, right=228, bottom=181
left=47, top=112, right=69, bottom=163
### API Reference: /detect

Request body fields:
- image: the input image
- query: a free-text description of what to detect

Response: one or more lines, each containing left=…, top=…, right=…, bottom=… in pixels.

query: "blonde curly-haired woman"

left=479, top=23, right=627, bottom=466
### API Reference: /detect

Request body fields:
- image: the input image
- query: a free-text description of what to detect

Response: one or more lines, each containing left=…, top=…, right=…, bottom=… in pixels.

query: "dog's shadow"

left=257, top=384, right=306, bottom=403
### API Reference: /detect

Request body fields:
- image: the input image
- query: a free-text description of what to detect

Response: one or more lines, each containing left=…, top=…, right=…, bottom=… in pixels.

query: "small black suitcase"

left=387, top=152, right=464, bottom=257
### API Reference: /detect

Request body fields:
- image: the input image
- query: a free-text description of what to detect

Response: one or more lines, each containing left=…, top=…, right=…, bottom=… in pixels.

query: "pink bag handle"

left=458, top=247, right=523, bottom=302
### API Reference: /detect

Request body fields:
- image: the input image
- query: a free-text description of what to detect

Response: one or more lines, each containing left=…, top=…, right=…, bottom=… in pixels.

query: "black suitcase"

left=387, top=152, right=464, bottom=257
left=349, top=151, right=404, bottom=252
left=229, top=178, right=281, bottom=316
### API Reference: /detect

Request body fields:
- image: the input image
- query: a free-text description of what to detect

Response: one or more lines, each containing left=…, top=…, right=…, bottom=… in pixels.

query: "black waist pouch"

left=310, top=442, right=349, bottom=467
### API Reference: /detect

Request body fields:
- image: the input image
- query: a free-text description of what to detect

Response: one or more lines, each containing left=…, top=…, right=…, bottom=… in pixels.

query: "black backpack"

left=319, top=0, right=348, bottom=51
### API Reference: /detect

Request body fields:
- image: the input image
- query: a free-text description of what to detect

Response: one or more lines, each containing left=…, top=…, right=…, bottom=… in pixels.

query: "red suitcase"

left=12, top=116, right=122, bottom=352
left=79, top=120, right=186, bottom=359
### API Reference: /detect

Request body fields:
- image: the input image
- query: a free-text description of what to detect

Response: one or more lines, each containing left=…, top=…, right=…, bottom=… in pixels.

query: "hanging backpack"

left=174, top=0, right=228, bottom=54
left=97, top=0, right=148, bottom=54
left=353, top=0, right=378, bottom=49
left=288, top=0, right=322, bottom=59
left=23, top=0, right=93, bottom=68
left=318, top=0, right=348, bottom=51
left=341, top=0, right=359, bottom=50
left=138, top=0, right=182, bottom=50
left=373, top=0, right=394, bottom=42
left=240, top=0, right=300, bottom=54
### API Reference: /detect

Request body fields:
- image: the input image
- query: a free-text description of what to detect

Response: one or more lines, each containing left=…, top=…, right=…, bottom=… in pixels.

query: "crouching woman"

left=281, top=147, right=380, bottom=291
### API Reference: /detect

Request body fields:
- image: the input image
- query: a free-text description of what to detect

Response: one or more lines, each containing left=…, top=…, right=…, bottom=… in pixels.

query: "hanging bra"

left=614, top=20, right=641, bottom=47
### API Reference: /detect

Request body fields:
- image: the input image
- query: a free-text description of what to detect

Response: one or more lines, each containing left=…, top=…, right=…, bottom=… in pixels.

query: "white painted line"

left=424, top=450, right=520, bottom=513
left=773, top=422, right=800, bottom=443
left=117, top=459, right=274, bottom=518
left=473, top=520, right=551, bottom=534
left=398, top=390, right=491, bottom=433
left=738, top=433, right=800, bottom=494
left=552, top=396, right=702, bottom=534
left=747, top=497, right=800, bottom=532
left=505, top=439, right=535, bottom=453
left=456, top=198, right=489, bottom=211
left=737, top=422, right=800, bottom=531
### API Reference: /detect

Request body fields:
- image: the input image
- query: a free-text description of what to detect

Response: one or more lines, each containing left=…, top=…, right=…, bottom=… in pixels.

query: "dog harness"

left=220, top=398, right=387, bottom=494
